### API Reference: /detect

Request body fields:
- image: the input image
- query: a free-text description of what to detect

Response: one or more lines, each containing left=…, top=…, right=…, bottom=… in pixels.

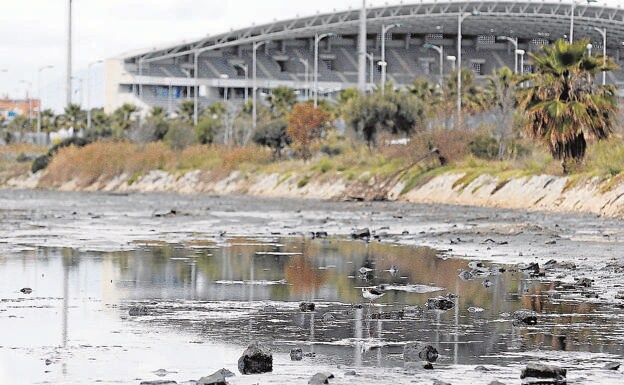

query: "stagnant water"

left=2, top=235, right=623, bottom=384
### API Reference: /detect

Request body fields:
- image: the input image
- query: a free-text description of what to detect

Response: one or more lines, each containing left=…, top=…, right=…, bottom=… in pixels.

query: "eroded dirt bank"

left=3, top=169, right=624, bottom=217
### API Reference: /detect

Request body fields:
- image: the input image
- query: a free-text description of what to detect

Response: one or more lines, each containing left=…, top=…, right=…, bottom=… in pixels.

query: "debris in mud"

left=128, top=305, right=149, bottom=317
left=458, top=270, right=475, bottom=280
left=544, top=260, right=577, bottom=270
left=140, top=380, right=177, bottom=385
left=603, top=362, right=621, bottom=371
left=344, top=370, right=357, bottom=376
left=197, top=368, right=235, bottom=385
left=322, top=312, right=336, bottom=322
left=422, top=362, right=434, bottom=370
left=512, top=309, right=538, bottom=326
left=154, top=209, right=178, bottom=218
left=238, top=342, right=272, bottom=375
left=474, top=366, right=491, bottom=372
left=312, top=231, right=329, bottom=239
left=290, top=348, right=303, bottom=361
left=426, top=296, right=455, bottom=311
left=299, top=302, right=316, bottom=312
left=520, top=362, right=566, bottom=384
left=576, top=277, right=593, bottom=288
left=370, top=310, right=405, bottom=320
left=404, top=343, right=439, bottom=363
left=20, top=287, right=32, bottom=294
left=488, top=381, right=506, bottom=385
left=468, top=307, right=485, bottom=313
left=482, top=279, right=494, bottom=288
left=153, top=369, right=177, bottom=377
left=433, top=380, right=451, bottom=385
left=519, top=263, right=543, bottom=277
left=308, top=372, right=334, bottom=384
left=351, top=228, right=371, bottom=240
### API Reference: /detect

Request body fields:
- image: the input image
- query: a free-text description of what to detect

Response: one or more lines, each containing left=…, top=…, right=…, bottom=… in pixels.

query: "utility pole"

left=357, top=0, right=367, bottom=92
left=66, top=0, right=73, bottom=107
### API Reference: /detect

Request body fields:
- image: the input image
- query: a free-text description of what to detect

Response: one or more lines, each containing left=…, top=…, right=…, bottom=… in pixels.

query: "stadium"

left=105, top=0, right=624, bottom=118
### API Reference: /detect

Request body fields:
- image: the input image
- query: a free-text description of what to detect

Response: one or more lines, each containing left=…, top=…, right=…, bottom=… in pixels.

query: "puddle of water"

left=1, top=237, right=623, bottom=384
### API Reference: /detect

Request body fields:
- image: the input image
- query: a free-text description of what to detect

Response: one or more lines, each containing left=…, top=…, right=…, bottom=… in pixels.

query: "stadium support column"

left=357, top=0, right=367, bottom=92
left=194, top=51, right=199, bottom=126
left=66, top=0, right=72, bottom=107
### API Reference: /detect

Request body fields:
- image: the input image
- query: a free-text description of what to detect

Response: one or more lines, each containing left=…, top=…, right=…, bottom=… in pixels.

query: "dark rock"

left=140, top=381, right=177, bottom=385
left=513, top=309, right=538, bottom=326
left=290, top=348, right=303, bottom=361
left=128, top=306, right=149, bottom=317
left=433, top=380, right=451, bottom=385
left=482, top=279, right=494, bottom=288
left=237, top=342, right=273, bottom=375
left=521, top=263, right=542, bottom=277
left=154, top=209, right=177, bottom=218
left=458, top=271, right=475, bottom=281
left=314, top=231, right=328, bottom=239
left=197, top=368, right=235, bottom=385
left=299, top=302, right=315, bottom=312
left=520, top=363, right=566, bottom=383
left=20, top=288, right=33, bottom=294
left=475, top=366, right=491, bottom=372
left=488, top=381, right=506, bottom=385
left=351, top=228, right=371, bottom=240
left=404, top=343, right=439, bottom=363
left=422, top=362, right=434, bottom=370
left=468, top=261, right=486, bottom=269
left=304, top=352, right=316, bottom=358
left=426, top=297, right=455, bottom=311
left=615, top=291, right=624, bottom=300
left=322, top=312, right=336, bottom=322
left=370, top=310, right=404, bottom=320
left=344, top=370, right=357, bottom=376
left=308, top=372, right=334, bottom=384
left=576, top=278, right=593, bottom=288
left=603, top=362, right=620, bottom=371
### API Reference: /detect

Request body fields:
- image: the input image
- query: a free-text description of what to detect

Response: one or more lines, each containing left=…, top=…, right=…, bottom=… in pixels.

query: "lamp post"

left=457, top=11, right=478, bottom=128
left=570, top=0, right=598, bottom=43
left=314, top=33, right=336, bottom=107
left=19, top=80, right=33, bottom=126
left=290, top=57, right=310, bottom=100
left=253, top=40, right=268, bottom=130
left=86, top=60, right=102, bottom=130
left=380, top=24, right=400, bottom=94
left=37, top=65, right=54, bottom=134
left=593, top=27, right=607, bottom=86
left=193, top=51, right=199, bottom=126
left=496, top=36, right=519, bottom=73
left=365, top=53, right=374, bottom=90
left=423, top=43, right=444, bottom=86
left=233, top=63, right=249, bottom=105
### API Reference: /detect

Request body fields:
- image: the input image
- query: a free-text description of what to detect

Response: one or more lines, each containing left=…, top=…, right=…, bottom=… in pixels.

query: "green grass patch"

left=297, top=175, right=311, bottom=189
left=274, top=173, right=292, bottom=189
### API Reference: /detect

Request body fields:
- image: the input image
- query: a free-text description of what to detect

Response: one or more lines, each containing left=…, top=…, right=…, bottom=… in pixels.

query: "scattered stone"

left=370, top=310, right=404, bottom=320
left=351, top=228, right=371, bottom=240
left=197, top=368, right=235, bottom=385
left=314, top=231, right=328, bottom=239
left=237, top=342, right=273, bottom=375
left=422, top=362, right=434, bottom=370
left=513, top=309, right=538, bottom=326
left=545, top=240, right=557, bottom=245
left=308, top=372, right=334, bottom=384
left=482, top=279, right=493, bottom=288
left=520, top=263, right=542, bottom=277
left=576, top=278, right=593, bottom=288
left=304, top=352, right=316, bottom=358
left=458, top=271, right=474, bottom=280
left=469, top=261, right=485, bottom=269
left=154, top=209, right=177, bottom=218
left=615, top=292, right=624, bottom=300
left=128, top=305, right=149, bottom=317
left=153, top=369, right=170, bottom=377
left=433, top=380, right=450, bottom=385
left=603, top=362, right=621, bottom=371
left=299, top=302, right=315, bottom=312
left=344, top=370, right=357, bottom=376
left=322, top=312, right=336, bottom=322
left=290, top=348, right=303, bottom=361
left=426, top=297, right=455, bottom=311
left=44, top=359, right=52, bottom=366
left=20, top=288, right=32, bottom=294
left=520, top=363, right=566, bottom=383
left=488, top=381, right=506, bottom=385
left=475, top=366, right=491, bottom=372
left=468, top=307, right=484, bottom=313
left=140, top=381, right=177, bottom=385
left=404, top=343, right=439, bottom=363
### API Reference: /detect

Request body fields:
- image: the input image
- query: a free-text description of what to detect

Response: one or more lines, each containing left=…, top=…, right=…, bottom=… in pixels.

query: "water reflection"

left=2, top=237, right=624, bottom=372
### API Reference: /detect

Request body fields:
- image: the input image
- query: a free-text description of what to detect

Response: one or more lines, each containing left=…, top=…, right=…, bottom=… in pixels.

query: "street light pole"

left=571, top=0, right=598, bottom=43
left=253, top=41, right=268, bottom=130
left=594, top=27, right=607, bottom=86
left=193, top=51, right=199, bottom=126
left=446, top=56, right=456, bottom=72
left=19, top=80, right=33, bottom=126
left=291, top=58, right=310, bottom=100
left=86, top=60, right=102, bottom=130
left=365, top=53, right=374, bottom=90
left=497, top=36, right=519, bottom=73
left=314, top=33, right=336, bottom=107
left=381, top=24, right=400, bottom=94
left=423, top=43, right=444, bottom=86
left=37, top=65, right=54, bottom=134
left=66, top=0, right=73, bottom=108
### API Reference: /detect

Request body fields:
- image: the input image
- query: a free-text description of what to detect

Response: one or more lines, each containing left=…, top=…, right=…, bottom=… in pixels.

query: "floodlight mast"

left=423, top=43, right=444, bottom=86
left=497, top=36, right=519, bottom=74
left=380, top=24, right=400, bottom=94
left=314, top=33, right=336, bottom=107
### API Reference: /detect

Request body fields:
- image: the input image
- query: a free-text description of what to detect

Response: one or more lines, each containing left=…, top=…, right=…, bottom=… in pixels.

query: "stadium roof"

left=123, top=0, right=624, bottom=63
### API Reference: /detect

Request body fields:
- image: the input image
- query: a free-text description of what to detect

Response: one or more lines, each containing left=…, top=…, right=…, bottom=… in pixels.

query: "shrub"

left=31, top=155, right=50, bottom=174
left=469, top=134, right=499, bottom=160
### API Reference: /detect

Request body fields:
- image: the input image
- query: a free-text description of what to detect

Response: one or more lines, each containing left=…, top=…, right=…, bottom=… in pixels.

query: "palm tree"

left=267, top=86, right=297, bottom=116
left=519, top=39, right=618, bottom=173
left=39, top=109, right=56, bottom=132
left=484, top=67, right=524, bottom=159
left=64, top=104, right=86, bottom=130
left=178, top=100, right=196, bottom=123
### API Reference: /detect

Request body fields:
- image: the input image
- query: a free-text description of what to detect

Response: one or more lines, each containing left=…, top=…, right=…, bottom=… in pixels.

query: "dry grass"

left=40, top=141, right=272, bottom=187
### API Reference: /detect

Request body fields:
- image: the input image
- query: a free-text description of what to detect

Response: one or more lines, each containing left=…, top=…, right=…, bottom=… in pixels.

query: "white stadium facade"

left=105, top=0, right=624, bottom=118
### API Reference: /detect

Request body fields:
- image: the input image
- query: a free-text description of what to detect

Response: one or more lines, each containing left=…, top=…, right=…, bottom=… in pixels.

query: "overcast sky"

left=0, top=0, right=617, bottom=112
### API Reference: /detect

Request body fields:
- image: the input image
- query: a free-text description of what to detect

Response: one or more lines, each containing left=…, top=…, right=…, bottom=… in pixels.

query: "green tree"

left=63, top=104, right=86, bottom=130
left=268, top=86, right=297, bottom=116
left=39, top=109, right=56, bottom=132
left=178, top=100, right=198, bottom=123
left=252, top=119, right=291, bottom=158
left=112, top=103, right=139, bottom=138
left=519, top=39, right=618, bottom=172
left=195, top=116, right=220, bottom=144
left=484, top=67, right=523, bottom=159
